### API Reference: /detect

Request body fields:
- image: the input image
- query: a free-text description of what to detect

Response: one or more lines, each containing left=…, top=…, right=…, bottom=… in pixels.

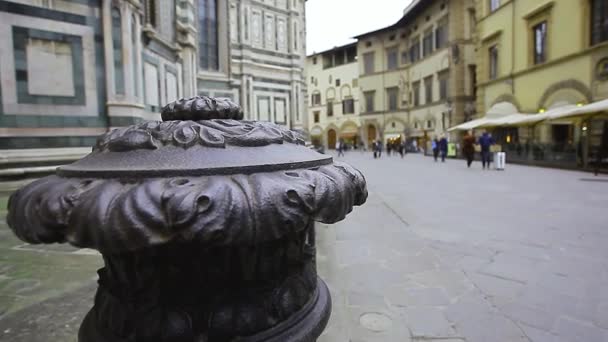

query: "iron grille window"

left=424, top=77, right=433, bottom=103
left=327, top=101, right=334, bottom=116
left=438, top=72, right=448, bottom=100
left=409, top=37, right=420, bottom=63
left=199, top=0, right=219, bottom=70
left=423, top=31, right=433, bottom=57
left=364, top=91, right=375, bottom=112
left=489, top=45, right=498, bottom=79
left=412, top=82, right=420, bottom=106
left=435, top=21, right=448, bottom=49
left=591, top=0, right=608, bottom=45
left=343, top=98, right=355, bottom=114
left=363, top=52, right=375, bottom=74
left=387, top=87, right=398, bottom=111
left=387, top=48, right=398, bottom=70
left=112, top=7, right=125, bottom=95
left=533, top=21, right=547, bottom=64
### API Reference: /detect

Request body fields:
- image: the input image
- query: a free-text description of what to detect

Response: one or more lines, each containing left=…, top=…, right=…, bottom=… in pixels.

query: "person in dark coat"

left=462, top=130, right=476, bottom=168
left=478, top=131, right=494, bottom=169
left=438, top=134, right=448, bottom=162
left=432, top=137, right=439, bottom=162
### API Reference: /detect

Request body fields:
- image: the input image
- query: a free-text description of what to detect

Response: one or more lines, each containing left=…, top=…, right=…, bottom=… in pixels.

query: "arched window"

left=132, top=14, right=139, bottom=97
left=112, top=7, right=125, bottom=95
left=199, top=0, right=219, bottom=70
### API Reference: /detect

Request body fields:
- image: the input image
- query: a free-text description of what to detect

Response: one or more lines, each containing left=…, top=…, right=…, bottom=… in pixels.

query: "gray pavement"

left=0, top=153, right=607, bottom=341
left=317, top=152, right=608, bottom=342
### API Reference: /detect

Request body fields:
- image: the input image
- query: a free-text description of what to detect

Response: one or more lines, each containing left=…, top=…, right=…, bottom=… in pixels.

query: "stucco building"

left=0, top=0, right=307, bottom=173
left=475, top=0, right=608, bottom=168
left=306, top=43, right=360, bottom=149
left=355, top=0, right=477, bottom=148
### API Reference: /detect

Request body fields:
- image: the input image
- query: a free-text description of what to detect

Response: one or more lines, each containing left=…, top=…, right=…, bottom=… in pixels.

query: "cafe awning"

left=448, top=102, right=530, bottom=131
left=548, top=99, right=608, bottom=120
left=448, top=117, right=494, bottom=131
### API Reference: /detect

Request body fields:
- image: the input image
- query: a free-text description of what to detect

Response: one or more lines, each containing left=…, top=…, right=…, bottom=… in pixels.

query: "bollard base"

left=240, top=277, right=331, bottom=342
left=79, top=277, right=331, bottom=342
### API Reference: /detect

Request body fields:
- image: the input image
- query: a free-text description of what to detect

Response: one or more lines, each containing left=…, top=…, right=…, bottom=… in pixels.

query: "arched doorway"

left=327, top=129, right=337, bottom=149
left=367, top=125, right=377, bottom=146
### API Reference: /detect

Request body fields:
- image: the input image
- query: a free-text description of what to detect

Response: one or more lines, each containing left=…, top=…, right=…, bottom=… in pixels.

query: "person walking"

left=432, top=137, right=439, bottom=162
left=462, top=130, right=476, bottom=168
left=377, top=139, right=383, bottom=158
left=478, top=131, right=494, bottom=169
left=438, top=134, right=448, bottom=162
left=337, top=139, right=345, bottom=157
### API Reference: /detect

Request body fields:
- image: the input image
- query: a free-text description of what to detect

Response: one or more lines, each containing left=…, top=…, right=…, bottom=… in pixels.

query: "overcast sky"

left=305, top=0, right=414, bottom=55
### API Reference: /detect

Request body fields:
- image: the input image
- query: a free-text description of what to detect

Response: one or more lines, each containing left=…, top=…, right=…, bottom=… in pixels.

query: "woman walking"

left=462, top=130, right=475, bottom=168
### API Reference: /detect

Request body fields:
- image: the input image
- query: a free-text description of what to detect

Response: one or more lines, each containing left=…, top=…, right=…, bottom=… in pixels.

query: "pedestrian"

left=372, top=141, right=377, bottom=158
left=377, top=139, right=383, bottom=158
left=439, top=134, right=448, bottom=162
left=478, top=131, right=494, bottom=169
left=337, top=139, right=345, bottom=157
left=462, top=130, right=476, bottom=168
left=432, top=137, right=439, bottom=162
left=595, top=121, right=608, bottom=176
left=386, top=142, right=391, bottom=156
left=400, top=140, right=406, bottom=158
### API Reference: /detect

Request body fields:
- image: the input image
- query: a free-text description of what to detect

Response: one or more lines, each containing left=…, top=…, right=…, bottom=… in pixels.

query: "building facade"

left=306, top=43, right=360, bottom=149
left=475, top=0, right=608, bottom=167
left=355, top=0, right=477, bottom=148
left=197, top=0, right=307, bottom=131
left=0, top=0, right=307, bottom=171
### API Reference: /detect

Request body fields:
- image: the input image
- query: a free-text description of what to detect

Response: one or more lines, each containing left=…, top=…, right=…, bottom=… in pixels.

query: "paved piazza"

left=1, top=153, right=608, bottom=341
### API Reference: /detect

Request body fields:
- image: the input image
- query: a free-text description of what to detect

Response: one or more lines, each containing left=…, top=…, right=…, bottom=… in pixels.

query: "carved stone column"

left=7, top=96, right=367, bottom=342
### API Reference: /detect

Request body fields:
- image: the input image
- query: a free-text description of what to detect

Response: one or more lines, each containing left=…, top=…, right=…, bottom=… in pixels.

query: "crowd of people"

left=371, top=139, right=409, bottom=158
left=333, top=131, right=496, bottom=169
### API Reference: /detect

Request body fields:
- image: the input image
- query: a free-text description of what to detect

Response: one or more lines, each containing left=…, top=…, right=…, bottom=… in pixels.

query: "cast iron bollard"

left=7, top=96, right=367, bottom=342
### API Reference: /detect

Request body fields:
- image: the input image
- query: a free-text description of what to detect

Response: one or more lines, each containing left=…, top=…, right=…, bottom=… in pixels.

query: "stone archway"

left=538, top=79, right=592, bottom=109
left=491, top=94, right=522, bottom=111
left=327, top=129, right=337, bottom=149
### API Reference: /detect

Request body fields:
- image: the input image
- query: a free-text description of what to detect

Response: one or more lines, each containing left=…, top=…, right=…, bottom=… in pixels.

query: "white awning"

left=448, top=117, right=494, bottom=131
left=549, top=99, right=608, bottom=120
left=448, top=99, right=608, bottom=131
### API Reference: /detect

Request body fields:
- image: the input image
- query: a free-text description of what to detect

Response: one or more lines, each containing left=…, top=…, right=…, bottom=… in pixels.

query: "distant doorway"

left=367, top=125, right=377, bottom=146
left=328, top=129, right=337, bottom=149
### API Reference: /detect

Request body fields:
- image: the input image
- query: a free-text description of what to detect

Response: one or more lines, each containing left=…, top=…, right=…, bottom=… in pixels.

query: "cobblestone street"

left=1, top=153, right=608, bottom=341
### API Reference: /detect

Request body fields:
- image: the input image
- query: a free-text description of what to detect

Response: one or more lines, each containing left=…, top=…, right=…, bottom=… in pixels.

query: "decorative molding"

left=522, top=1, right=555, bottom=20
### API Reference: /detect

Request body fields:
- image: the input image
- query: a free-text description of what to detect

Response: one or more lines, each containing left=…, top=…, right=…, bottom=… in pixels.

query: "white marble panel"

left=252, top=11, right=262, bottom=47
left=258, top=96, right=270, bottom=121
left=144, top=62, right=159, bottom=107
left=26, top=39, right=75, bottom=96
left=0, top=11, right=98, bottom=116
left=166, top=71, right=178, bottom=104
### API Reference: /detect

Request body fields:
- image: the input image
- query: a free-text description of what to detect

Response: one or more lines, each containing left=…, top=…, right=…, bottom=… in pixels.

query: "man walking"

left=478, top=131, right=494, bottom=169
left=438, top=134, right=448, bottom=162
left=432, top=137, right=439, bottom=162
left=462, top=130, right=475, bottom=168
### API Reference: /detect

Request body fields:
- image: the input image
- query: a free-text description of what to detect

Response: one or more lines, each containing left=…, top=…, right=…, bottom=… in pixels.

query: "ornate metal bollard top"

left=7, top=96, right=367, bottom=342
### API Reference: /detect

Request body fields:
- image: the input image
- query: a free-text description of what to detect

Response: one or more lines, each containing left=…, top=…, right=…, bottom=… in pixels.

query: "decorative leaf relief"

left=93, top=120, right=304, bottom=152
left=161, top=96, right=244, bottom=121
left=7, top=164, right=367, bottom=254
